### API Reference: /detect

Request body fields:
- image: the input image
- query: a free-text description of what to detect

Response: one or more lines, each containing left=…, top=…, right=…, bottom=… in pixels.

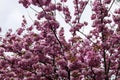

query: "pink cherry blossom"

left=0, top=0, right=120, bottom=80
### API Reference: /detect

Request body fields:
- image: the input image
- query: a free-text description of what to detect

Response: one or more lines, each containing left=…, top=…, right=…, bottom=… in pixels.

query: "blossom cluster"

left=0, top=0, right=120, bottom=80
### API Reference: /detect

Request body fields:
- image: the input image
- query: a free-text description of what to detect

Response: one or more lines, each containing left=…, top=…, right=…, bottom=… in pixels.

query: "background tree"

left=0, top=0, right=120, bottom=80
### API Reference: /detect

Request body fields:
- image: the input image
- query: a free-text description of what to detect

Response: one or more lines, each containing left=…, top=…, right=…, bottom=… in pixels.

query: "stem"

left=101, top=10, right=108, bottom=80
left=99, top=0, right=108, bottom=79
left=30, top=6, right=39, bottom=13
left=78, top=30, right=95, bottom=44
left=53, top=55, right=57, bottom=79
left=103, top=48, right=108, bottom=80
left=57, top=5, right=97, bottom=46
left=90, top=67, right=96, bottom=80
left=41, top=6, right=70, bottom=80
left=67, top=67, right=70, bottom=80
left=41, top=7, right=64, bottom=52
left=107, top=52, right=112, bottom=74
left=27, top=10, right=34, bottom=22
left=79, top=0, right=89, bottom=22
left=108, top=0, right=115, bottom=12
left=115, top=59, right=120, bottom=80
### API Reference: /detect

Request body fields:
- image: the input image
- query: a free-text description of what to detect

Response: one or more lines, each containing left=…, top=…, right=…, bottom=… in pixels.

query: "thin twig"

left=79, top=0, right=90, bottom=22
left=40, top=6, right=64, bottom=52
left=115, top=62, right=120, bottom=80
left=108, top=0, right=115, bottom=12
left=90, top=67, right=96, bottom=80
left=30, top=6, right=39, bottom=13
left=27, top=10, right=34, bottom=22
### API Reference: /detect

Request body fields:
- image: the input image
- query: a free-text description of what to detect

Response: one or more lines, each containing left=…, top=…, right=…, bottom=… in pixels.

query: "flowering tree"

left=0, top=0, right=120, bottom=80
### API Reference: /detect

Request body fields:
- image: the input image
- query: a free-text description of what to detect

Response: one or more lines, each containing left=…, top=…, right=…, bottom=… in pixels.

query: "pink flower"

left=84, top=51, right=100, bottom=67
left=91, top=14, right=96, bottom=20
left=19, top=0, right=32, bottom=8
left=33, top=0, right=51, bottom=6
left=103, top=0, right=111, bottom=4
left=16, top=28, right=24, bottom=35
left=57, top=59, right=67, bottom=69
left=57, top=70, right=68, bottom=78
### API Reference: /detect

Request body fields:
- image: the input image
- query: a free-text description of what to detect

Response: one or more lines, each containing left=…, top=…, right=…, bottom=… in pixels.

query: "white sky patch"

left=0, top=1, right=6, bottom=12
left=0, top=0, right=119, bottom=38
left=4, top=10, right=23, bottom=32
left=0, top=0, right=28, bottom=36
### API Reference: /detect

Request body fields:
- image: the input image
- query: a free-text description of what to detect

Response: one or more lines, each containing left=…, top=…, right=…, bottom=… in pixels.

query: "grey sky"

left=0, top=0, right=93, bottom=39
left=0, top=0, right=28, bottom=35
left=0, top=0, right=118, bottom=39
